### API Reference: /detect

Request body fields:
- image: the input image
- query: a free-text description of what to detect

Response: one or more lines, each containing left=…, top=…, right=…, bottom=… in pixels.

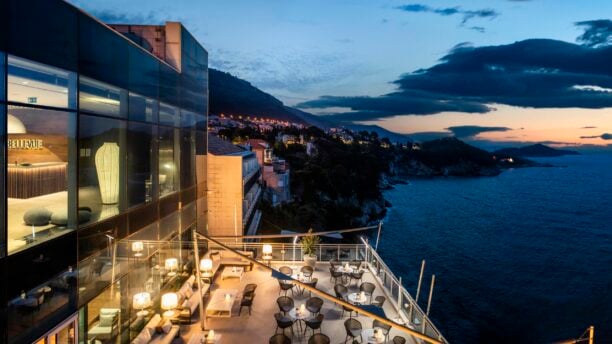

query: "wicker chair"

left=329, top=267, right=343, bottom=284
left=302, top=278, right=318, bottom=297
left=300, top=266, right=314, bottom=280
left=373, top=319, right=392, bottom=342
left=349, top=270, right=364, bottom=286
left=371, top=295, right=386, bottom=308
left=359, top=282, right=376, bottom=303
left=243, top=283, right=258, bottom=295
left=269, top=333, right=292, bottom=344
left=334, top=284, right=348, bottom=300
left=393, top=336, right=407, bottom=344
left=344, top=318, right=362, bottom=343
left=239, top=292, right=255, bottom=316
left=278, top=279, right=295, bottom=296
left=303, top=314, right=324, bottom=336
left=279, top=266, right=293, bottom=275
left=306, top=297, right=324, bottom=315
left=308, top=333, right=330, bottom=344
left=276, top=296, right=294, bottom=315
left=274, top=313, right=295, bottom=337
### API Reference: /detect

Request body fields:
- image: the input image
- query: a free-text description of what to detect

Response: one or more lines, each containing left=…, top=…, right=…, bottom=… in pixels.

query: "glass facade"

left=0, top=1, right=208, bottom=343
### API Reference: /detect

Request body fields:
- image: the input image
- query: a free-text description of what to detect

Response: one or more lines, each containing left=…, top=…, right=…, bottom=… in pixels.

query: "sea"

left=378, top=154, right=612, bottom=344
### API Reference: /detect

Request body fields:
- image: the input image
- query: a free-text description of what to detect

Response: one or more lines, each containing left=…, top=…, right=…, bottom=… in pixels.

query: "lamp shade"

left=133, top=292, right=151, bottom=310
left=263, top=244, right=273, bottom=255
left=161, top=293, right=178, bottom=311
left=7, top=114, right=26, bottom=134
left=165, top=258, right=178, bottom=271
left=132, top=241, right=144, bottom=253
left=200, top=258, right=213, bottom=271
left=95, top=142, right=120, bottom=204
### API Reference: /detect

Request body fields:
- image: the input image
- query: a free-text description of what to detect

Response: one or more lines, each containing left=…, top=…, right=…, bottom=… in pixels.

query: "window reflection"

left=7, top=55, right=76, bottom=109
left=127, top=122, right=156, bottom=207
left=79, top=77, right=127, bottom=117
left=159, top=102, right=179, bottom=127
left=78, top=115, right=126, bottom=223
left=129, top=92, right=158, bottom=123
left=158, top=126, right=178, bottom=197
left=7, top=105, right=76, bottom=254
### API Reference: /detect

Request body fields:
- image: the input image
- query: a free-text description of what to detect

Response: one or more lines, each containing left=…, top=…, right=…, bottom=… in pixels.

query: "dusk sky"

left=69, top=0, right=612, bottom=149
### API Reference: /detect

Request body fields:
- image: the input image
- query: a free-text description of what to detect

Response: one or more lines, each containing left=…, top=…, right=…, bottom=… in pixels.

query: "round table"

left=362, top=328, right=386, bottom=344
left=289, top=307, right=310, bottom=333
left=335, top=266, right=354, bottom=274
left=348, top=292, right=368, bottom=305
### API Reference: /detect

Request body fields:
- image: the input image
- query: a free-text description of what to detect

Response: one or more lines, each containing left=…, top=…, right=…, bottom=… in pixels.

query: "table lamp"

left=263, top=244, right=273, bottom=258
left=133, top=292, right=151, bottom=317
left=132, top=241, right=144, bottom=257
left=200, top=258, right=213, bottom=274
left=165, top=258, right=178, bottom=276
left=161, top=292, right=178, bottom=318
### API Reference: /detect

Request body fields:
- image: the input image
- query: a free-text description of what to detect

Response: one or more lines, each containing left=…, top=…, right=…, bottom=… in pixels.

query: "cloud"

left=581, top=126, right=597, bottom=129
left=469, top=26, right=486, bottom=33
left=395, top=3, right=499, bottom=24
left=446, top=125, right=512, bottom=138
left=298, top=36, right=612, bottom=121
left=89, top=9, right=163, bottom=24
left=580, top=133, right=612, bottom=140
left=575, top=20, right=612, bottom=48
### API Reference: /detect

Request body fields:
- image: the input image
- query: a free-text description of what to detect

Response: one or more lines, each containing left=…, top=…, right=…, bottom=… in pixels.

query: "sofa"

left=210, top=250, right=254, bottom=272
left=175, top=275, right=202, bottom=323
left=88, top=308, right=120, bottom=341
left=131, top=314, right=179, bottom=344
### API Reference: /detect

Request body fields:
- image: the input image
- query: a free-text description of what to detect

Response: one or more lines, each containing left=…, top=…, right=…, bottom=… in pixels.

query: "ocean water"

left=378, top=154, right=612, bottom=344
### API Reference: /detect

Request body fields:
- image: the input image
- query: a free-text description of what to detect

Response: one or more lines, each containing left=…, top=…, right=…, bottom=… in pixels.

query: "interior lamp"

left=200, top=258, right=213, bottom=273
left=132, top=241, right=144, bottom=257
left=95, top=142, right=120, bottom=204
left=132, top=292, right=151, bottom=317
left=263, top=244, right=273, bottom=257
left=161, top=293, right=178, bottom=318
left=165, top=258, right=178, bottom=276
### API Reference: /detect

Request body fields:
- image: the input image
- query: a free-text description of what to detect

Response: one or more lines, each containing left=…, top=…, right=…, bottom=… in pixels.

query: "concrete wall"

left=207, top=154, right=243, bottom=237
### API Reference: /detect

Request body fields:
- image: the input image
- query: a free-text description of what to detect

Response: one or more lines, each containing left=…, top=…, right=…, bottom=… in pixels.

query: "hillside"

left=209, top=68, right=412, bottom=142
left=208, top=68, right=306, bottom=124
left=494, top=144, right=580, bottom=157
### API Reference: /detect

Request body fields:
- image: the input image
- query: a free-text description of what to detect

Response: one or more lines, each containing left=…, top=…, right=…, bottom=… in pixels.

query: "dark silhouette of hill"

left=209, top=68, right=412, bottom=142
left=494, top=144, right=580, bottom=157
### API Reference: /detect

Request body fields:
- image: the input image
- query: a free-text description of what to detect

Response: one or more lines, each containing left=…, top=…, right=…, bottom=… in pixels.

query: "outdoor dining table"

left=348, top=292, right=368, bottom=305
left=289, top=273, right=309, bottom=294
left=288, top=305, right=310, bottom=334
left=362, top=328, right=386, bottom=344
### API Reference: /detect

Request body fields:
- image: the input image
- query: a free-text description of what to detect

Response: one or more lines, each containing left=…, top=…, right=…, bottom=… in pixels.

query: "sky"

left=69, top=0, right=612, bottom=150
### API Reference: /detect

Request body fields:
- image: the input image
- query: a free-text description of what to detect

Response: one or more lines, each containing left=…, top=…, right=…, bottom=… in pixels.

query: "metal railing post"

left=337, top=244, right=340, bottom=260
left=415, top=259, right=426, bottom=303
left=192, top=230, right=206, bottom=331
left=375, top=221, right=383, bottom=250
left=426, top=274, right=435, bottom=316
left=398, top=277, right=403, bottom=310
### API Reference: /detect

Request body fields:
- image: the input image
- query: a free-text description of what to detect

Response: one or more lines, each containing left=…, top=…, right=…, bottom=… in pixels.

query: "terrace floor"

left=176, top=261, right=421, bottom=344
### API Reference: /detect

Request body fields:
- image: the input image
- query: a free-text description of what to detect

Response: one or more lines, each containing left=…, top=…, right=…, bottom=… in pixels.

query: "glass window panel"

left=1, top=51, right=5, bottom=101
left=127, top=122, right=156, bottom=207
left=158, top=126, right=178, bottom=197
left=7, top=105, right=76, bottom=255
left=79, top=77, right=127, bottom=117
left=180, top=129, right=195, bottom=189
left=7, top=55, right=76, bottom=109
left=78, top=114, right=126, bottom=224
left=159, top=102, right=179, bottom=127
left=0, top=104, right=4, bottom=257
left=180, top=109, right=196, bottom=128
left=129, top=92, right=158, bottom=123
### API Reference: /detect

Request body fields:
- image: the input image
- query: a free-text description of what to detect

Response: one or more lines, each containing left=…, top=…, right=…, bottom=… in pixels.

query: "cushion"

left=23, top=207, right=51, bottom=226
left=78, top=209, right=92, bottom=223
left=155, top=318, right=166, bottom=334
left=210, top=252, right=220, bottom=262
left=161, top=321, right=172, bottom=334
left=182, top=300, right=191, bottom=309
left=50, top=210, right=68, bottom=226
left=186, top=275, right=196, bottom=286
left=185, top=288, right=193, bottom=299
left=132, top=329, right=151, bottom=344
left=99, top=314, right=115, bottom=327
left=100, top=308, right=119, bottom=316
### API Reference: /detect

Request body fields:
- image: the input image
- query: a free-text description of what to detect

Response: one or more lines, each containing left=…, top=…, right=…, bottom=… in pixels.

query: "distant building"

left=208, top=134, right=262, bottom=237
left=263, top=158, right=291, bottom=205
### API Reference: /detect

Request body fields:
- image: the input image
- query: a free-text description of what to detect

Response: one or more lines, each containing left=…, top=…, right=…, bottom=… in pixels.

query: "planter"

left=303, top=254, right=317, bottom=269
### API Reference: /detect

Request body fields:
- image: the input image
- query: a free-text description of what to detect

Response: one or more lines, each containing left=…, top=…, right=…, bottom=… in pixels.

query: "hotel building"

left=0, top=0, right=208, bottom=342
left=207, top=135, right=262, bottom=237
